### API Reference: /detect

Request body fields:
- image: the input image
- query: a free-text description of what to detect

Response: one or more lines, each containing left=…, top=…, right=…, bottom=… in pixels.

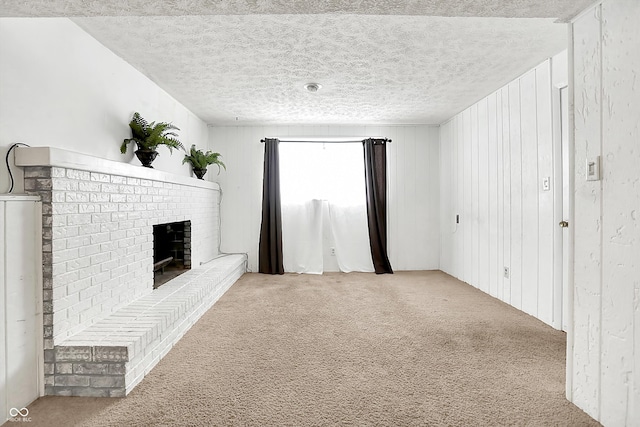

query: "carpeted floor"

left=16, top=271, right=598, bottom=426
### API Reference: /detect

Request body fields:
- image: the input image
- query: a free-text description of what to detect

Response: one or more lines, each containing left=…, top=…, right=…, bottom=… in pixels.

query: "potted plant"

left=120, top=112, right=184, bottom=168
left=182, top=145, right=226, bottom=179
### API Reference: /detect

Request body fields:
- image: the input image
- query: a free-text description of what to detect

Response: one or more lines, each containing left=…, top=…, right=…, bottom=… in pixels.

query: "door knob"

left=559, top=221, right=569, bottom=228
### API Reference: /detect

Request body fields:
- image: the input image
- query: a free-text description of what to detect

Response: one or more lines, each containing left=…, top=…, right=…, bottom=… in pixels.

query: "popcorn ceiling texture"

left=0, top=0, right=594, bottom=20
left=70, top=15, right=566, bottom=125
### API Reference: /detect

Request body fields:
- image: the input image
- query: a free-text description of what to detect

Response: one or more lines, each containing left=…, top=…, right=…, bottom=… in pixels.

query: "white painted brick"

left=52, top=179, right=78, bottom=191
left=53, top=248, right=80, bottom=263
left=79, top=224, right=101, bottom=235
left=140, top=179, right=153, bottom=187
left=110, top=266, right=128, bottom=279
left=102, top=183, right=119, bottom=193
left=67, top=214, right=92, bottom=226
left=67, top=277, right=92, bottom=295
left=100, top=222, right=119, bottom=233
left=67, top=298, right=93, bottom=317
left=119, top=238, right=135, bottom=248
left=101, top=259, right=118, bottom=272
left=55, top=293, right=80, bottom=311
left=52, top=239, right=67, bottom=251
left=90, top=252, right=111, bottom=264
left=78, top=204, right=97, bottom=213
left=90, top=232, right=110, bottom=244
left=91, top=271, right=111, bottom=286
left=110, top=230, right=127, bottom=241
left=91, top=213, right=111, bottom=223
left=53, top=203, right=79, bottom=215
left=110, top=175, right=127, bottom=184
left=51, top=262, right=67, bottom=277
left=89, top=192, right=110, bottom=202
left=118, top=220, right=134, bottom=230
left=51, top=167, right=66, bottom=178
left=78, top=244, right=100, bottom=257
left=119, top=185, right=134, bottom=194
left=67, top=256, right=91, bottom=272
left=66, top=169, right=90, bottom=180
left=79, top=284, right=102, bottom=301
left=110, top=194, right=127, bottom=203
left=66, top=236, right=91, bottom=249
left=90, top=172, right=110, bottom=182
left=66, top=192, right=89, bottom=203
left=127, top=177, right=140, bottom=186
left=78, top=265, right=101, bottom=280
left=52, top=192, right=66, bottom=203
left=52, top=285, right=67, bottom=301
left=79, top=182, right=102, bottom=192
left=100, top=203, right=119, bottom=213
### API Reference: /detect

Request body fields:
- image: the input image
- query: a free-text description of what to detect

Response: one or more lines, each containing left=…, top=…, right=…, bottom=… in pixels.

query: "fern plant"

left=120, top=112, right=185, bottom=154
left=183, top=145, right=226, bottom=177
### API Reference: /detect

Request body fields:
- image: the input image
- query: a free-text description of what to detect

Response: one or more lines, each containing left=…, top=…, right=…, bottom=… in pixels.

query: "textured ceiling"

left=71, top=15, right=567, bottom=125
left=0, top=0, right=593, bottom=21
left=1, top=0, right=576, bottom=125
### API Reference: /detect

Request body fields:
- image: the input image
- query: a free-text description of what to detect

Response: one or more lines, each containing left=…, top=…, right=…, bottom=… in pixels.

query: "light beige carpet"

left=18, top=271, right=599, bottom=426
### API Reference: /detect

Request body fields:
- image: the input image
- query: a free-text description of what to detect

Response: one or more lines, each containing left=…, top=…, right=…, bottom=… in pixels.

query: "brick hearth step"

left=46, top=254, right=246, bottom=397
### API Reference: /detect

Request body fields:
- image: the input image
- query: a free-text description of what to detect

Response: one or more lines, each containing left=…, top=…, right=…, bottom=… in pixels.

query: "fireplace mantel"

left=15, top=146, right=219, bottom=191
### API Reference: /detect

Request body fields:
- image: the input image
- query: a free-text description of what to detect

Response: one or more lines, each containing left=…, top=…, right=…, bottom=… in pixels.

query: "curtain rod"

left=260, top=138, right=391, bottom=144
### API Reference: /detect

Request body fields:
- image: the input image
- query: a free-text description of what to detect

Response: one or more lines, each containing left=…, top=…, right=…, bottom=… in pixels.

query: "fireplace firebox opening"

left=153, top=220, right=191, bottom=289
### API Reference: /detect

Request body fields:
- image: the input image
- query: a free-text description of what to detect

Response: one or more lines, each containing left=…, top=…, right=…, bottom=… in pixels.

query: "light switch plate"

left=542, top=176, right=550, bottom=191
left=586, top=156, right=601, bottom=181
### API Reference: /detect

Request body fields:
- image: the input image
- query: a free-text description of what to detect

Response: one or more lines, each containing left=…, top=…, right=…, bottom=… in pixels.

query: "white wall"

left=439, top=53, right=567, bottom=328
left=571, top=1, right=640, bottom=425
left=0, top=18, right=210, bottom=193
left=209, top=125, right=440, bottom=273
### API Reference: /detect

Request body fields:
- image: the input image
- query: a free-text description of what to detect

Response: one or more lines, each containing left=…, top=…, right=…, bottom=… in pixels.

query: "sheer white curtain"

left=279, top=142, right=374, bottom=273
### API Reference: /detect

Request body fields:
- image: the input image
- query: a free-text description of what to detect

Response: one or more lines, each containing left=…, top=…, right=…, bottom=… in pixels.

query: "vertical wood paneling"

left=535, top=62, right=555, bottom=326
left=439, top=122, right=451, bottom=272
left=470, top=104, right=480, bottom=288
left=439, top=56, right=566, bottom=330
left=487, top=93, right=499, bottom=298
left=454, top=116, right=463, bottom=279
left=501, top=87, right=512, bottom=304
left=520, top=70, right=540, bottom=317
left=508, top=80, right=523, bottom=310
left=496, top=90, right=505, bottom=300
left=477, top=99, right=490, bottom=294
left=462, top=109, right=473, bottom=284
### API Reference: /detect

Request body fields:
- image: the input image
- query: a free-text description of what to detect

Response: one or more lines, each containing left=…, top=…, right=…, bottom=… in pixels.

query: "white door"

left=560, top=86, right=570, bottom=332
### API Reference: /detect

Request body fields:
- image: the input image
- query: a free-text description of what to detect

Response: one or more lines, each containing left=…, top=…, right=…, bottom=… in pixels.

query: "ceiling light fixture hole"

left=304, top=83, right=322, bottom=93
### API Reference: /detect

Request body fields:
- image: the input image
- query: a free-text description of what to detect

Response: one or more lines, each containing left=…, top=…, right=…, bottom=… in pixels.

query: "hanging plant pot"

left=135, top=149, right=158, bottom=168
left=193, top=167, right=207, bottom=180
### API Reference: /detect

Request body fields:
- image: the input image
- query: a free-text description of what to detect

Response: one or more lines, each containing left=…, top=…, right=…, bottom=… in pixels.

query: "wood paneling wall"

left=209, top=125, right=440, bottom=273
left=439, top=54, right=567, bottom=329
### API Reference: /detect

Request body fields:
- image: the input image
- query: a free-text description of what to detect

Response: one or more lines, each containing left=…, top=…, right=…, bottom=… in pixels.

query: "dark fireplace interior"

left=153, top=220, right=191, bottom=289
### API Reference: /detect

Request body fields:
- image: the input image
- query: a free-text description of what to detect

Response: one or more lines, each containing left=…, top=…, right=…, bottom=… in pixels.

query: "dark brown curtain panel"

left=363, top=138, right=393, bottom=274
left=258, top=138, right=284, bottom=274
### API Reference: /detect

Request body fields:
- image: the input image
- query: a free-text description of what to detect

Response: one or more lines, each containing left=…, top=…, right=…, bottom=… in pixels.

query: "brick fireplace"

left=15, top=147, right=236, bottom=397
